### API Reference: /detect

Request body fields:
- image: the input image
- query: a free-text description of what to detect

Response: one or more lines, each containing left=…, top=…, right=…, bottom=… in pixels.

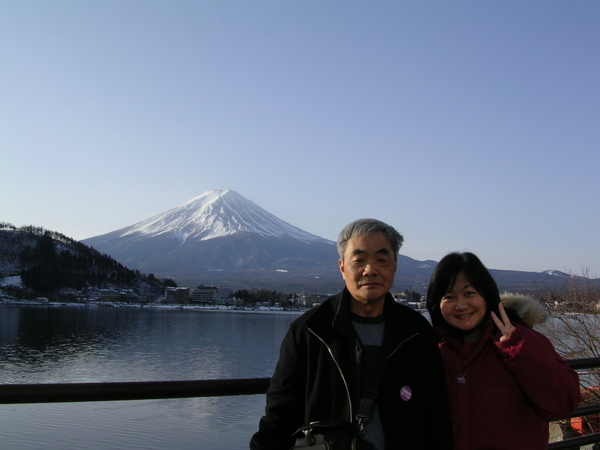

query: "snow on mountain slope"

left=81, top=189, right=339, bottom=282
left=120, top=190, right=330, bottom=245
left=77, top=191, right=579, bottom=291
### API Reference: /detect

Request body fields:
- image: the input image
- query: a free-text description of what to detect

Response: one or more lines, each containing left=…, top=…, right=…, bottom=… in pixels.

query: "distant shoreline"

left=0, top=299, right=432, bottom=316
left=0, top=299, right=307, bottom=315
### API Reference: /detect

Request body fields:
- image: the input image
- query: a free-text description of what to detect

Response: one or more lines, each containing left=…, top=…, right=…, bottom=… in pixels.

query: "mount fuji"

left=82, top=190, right=565, bottom=292
left=82, top=190, right=346, bottom=290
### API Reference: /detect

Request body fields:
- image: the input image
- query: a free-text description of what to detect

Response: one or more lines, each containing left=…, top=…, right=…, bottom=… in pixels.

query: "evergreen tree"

left=20, top=232, right=65, bottom=292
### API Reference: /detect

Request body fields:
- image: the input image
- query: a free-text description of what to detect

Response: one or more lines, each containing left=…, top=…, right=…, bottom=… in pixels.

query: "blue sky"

left=2, top=1, right=599, bottom=276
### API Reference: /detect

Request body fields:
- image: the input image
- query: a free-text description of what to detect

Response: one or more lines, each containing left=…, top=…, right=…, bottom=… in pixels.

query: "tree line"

left=0, top=224, right=166, bottom=297
left=232, top=288, right=294, bottom=306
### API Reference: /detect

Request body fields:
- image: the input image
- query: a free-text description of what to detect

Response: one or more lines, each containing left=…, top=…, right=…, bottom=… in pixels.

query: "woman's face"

left=440, top=272, right=487, bottom=331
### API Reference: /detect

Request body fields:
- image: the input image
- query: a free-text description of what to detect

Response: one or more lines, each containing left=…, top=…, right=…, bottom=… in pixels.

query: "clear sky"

left=2, top=1, right=599, bottom=276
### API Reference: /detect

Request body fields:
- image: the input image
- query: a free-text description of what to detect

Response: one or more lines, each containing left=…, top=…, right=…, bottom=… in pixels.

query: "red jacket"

left=438, top=318, right=581, bottom=449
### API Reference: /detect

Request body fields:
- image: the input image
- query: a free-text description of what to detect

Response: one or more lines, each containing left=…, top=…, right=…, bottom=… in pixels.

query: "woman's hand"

left=491, top=303, right=516, bottom=342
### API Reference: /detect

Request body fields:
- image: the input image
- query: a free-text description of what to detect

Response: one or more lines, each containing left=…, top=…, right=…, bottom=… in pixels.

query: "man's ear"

left=338, top=259, right=346, bottom=280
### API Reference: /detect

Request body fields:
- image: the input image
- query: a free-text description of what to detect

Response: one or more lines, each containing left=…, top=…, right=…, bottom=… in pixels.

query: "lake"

left=0, top=304, right=301, bottom=449
left=2, top=303, right=581, bottom=449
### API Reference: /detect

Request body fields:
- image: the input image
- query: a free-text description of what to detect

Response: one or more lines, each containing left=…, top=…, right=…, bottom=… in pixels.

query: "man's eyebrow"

left=350, top=248, right=391, bottom=256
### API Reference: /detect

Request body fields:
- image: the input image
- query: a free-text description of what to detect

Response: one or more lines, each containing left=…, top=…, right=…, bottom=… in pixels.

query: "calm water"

left=0, top=304, right=301, bottom=449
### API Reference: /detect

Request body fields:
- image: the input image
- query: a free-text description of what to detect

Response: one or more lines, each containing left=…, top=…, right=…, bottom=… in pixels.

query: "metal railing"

left=547, top=358, right=600, bottom=449
left=0, top=358, right=599, bottom=449
left=0, top=377, right=271, bottom=404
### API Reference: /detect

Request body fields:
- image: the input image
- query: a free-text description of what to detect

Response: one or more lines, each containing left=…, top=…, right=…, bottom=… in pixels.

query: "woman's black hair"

left=426, top=252, right=501, bottom=331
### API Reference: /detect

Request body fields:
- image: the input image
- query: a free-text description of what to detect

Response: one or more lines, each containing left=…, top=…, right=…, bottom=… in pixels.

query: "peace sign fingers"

left=490, top=303, right=515, bottom=342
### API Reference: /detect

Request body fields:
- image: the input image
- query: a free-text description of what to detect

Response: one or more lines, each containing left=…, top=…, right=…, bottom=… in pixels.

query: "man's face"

left=339, top=232, right=397, bottom=308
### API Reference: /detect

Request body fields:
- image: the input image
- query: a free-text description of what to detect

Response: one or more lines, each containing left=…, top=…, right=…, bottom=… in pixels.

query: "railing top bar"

left=0, top=357, right=598, bottom=407
left=548, top=432, right=600, bottom=449
left=0, top=377, right=272, bottom=404
left=566, top=357, right=600, bottom=370
left=567, top=403, right=600, bottom=419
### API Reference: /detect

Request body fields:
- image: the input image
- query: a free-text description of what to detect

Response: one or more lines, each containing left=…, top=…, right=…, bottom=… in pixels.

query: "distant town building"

left=99, top=289, right=138, bottom=303
left=215, top=286, right=234, bottom=306
left=296, top=292, right=330, bottom=308
left=192, top=285, right=218, bottom=304
left=174, top=287, right=191, bottom=303
left=100, top=289, right=120, bottom=302
left=164, top=287, right=177, bottom=303
left=58, top=288, right=80, bottom=302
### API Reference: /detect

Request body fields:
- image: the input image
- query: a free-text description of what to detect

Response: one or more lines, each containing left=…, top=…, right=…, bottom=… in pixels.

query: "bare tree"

left=539, top=270, right=600, bottom=436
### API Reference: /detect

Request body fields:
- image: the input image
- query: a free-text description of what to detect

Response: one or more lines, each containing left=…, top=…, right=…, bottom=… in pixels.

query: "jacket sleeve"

left=495, top=324, right=581, bottom=420
left=250, top=323, right=307, bottom=450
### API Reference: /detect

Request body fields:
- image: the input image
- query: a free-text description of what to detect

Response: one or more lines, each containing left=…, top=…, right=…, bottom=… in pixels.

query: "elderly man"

left=250, top=219, right=452, bottom=449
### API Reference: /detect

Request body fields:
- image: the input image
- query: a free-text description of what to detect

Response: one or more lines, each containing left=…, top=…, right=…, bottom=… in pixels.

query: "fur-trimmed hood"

left=500, top=292, right=548, bottom=328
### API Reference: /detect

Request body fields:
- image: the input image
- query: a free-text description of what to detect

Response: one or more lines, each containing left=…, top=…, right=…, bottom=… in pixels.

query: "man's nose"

left=363, top=263, right=377, bottom=275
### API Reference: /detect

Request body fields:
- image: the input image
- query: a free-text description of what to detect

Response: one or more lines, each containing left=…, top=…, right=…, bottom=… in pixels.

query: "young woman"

left=426, top=252, right=581, bottom=450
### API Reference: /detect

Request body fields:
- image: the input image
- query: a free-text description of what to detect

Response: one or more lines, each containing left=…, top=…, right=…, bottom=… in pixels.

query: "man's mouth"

left=360, top=283, right=381, bottom=288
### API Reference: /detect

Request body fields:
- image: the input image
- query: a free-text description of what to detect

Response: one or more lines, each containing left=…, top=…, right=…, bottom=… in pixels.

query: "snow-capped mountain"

left=82, top=190, right=342, bottom=289
left=120, top=190, right=329, bottom=244
left=82, top=190, right=568, bottom=292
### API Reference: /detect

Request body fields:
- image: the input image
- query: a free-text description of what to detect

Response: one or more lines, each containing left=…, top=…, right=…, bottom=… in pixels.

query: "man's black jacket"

left=250, top=289, right=452, bottom=449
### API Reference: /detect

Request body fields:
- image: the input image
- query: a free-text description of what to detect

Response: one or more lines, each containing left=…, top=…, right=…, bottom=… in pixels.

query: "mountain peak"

left=119, top=189, right=327, bottom=245
left=82, top=190, right=339, bottom=281
left=79, top=191, right=584, bottom=291
left=182, top=189, right=231, bottom=206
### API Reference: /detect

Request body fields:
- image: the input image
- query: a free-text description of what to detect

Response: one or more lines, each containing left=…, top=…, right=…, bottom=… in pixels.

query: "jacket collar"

left=306, top=288, right=429, bottom=367
left=437, top=318, right=496, bottom=360
left=306, top=288, right=396, bottom=338
left=332, top=288, right=397, bottom=327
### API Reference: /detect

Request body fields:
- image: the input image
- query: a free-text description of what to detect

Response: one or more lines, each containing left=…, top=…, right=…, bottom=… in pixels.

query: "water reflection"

left=0, top=304, right=300, bottom=448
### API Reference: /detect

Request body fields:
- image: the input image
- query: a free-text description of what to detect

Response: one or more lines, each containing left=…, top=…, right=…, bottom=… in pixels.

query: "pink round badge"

left=400, top=385, right=412, bottom=402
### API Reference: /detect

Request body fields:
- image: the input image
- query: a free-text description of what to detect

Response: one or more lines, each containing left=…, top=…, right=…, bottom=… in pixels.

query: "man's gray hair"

left=337, top=218, right=404, bottom=261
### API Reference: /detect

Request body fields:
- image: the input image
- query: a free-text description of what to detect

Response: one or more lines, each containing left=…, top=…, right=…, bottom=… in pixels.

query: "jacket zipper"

left=308, top=327, right=354, bottom=423
left=388, top=332, right=420, bottom=360
left=308, top=328, right=422, bottom=423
